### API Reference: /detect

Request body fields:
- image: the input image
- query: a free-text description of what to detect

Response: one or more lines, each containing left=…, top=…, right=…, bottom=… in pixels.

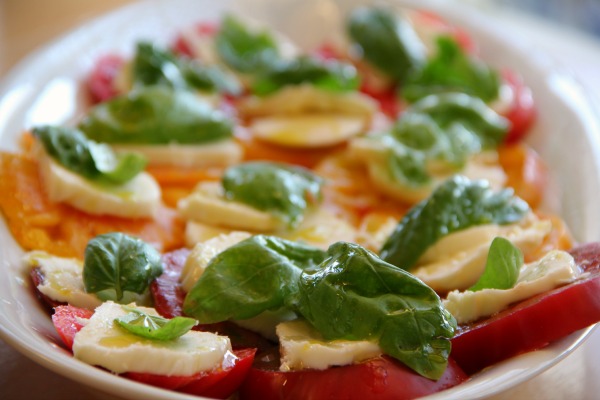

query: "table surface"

left=2, top=1, right=600, bottom=399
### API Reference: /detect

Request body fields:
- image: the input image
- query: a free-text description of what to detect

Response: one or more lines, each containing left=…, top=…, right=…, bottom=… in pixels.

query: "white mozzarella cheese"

left=73, top=301, right=232, bottom=376
left=444, top=250, right=579, bottom=324
left=36, top=145, right=161, bottom=218
left=277, top=319, right=381, bottom=371
left=180, top=231, right=252, bottom=293
left=112, top=140, right=242, bottom=168
left=24, top=251, right=102, bottom=310
left=413, top=213, right=553, bottom=293
left=178, top=181, right=284, bottom=231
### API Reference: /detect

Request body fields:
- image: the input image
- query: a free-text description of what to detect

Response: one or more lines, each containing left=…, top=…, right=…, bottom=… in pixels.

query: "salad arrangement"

left=1, top=4, right=599, bottom=400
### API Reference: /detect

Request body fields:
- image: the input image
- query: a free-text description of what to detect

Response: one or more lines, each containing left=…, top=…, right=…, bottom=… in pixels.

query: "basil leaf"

left=296, top=242, right=456, bottom=380
left=79, top=86, right=233, bottom=145
left=34, top=125, right=146, bottom=184
left=347, top=6, right=426, bottom=83
left=132, top=41, right=241, bottom=95
left=115, top=306, right=197, bottom=341
left=402, top=36, right=501, bottom=103
left=385, top=143, right=431, bottom=187
left=252, top=56, right=360, bottom=96
left=183, top=235, right=326, bottom=322
left=380, top=176, right=530, bottom=271
left=222, top=162, right=323, bottom=228
left=83, top=233, right=163, bottom=302
left=215, top=14, right=281, bottom=73
left=469, top=237, right=522, bottom=292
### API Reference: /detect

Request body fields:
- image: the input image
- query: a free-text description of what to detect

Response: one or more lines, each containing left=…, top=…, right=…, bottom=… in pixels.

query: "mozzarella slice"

left=350, top=137, right=507, bottom=204
left=112, top=140, right=242, bottom=168
left=277, top=319, right=381, bottom=371
left=413, top=213, right=553, bottom=293
left=24, top=251, right=102, bottom=310
left=178, top=181, right=284, bottom=231
left=36, top=145, right=161, bottom=218
left=73, top=301, right=232, bottom=376
left=444, top=250, right=579, bottom=324
left=250, top=114, right=366, bottom=148
left=181, top=231, right=252, bottom=292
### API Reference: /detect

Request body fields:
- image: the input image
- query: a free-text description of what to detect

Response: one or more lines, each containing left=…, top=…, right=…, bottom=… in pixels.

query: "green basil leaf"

left=132, top=41, right=241, bottom=95
left=79, top=86, right=233, bottom=145
left=380, top=176, right=530, bottom=271
left=115, top=306, right=197, bottom=341
left=183, top=235, right=326, bottom=323
left=215, top=14, right=281, bottom=73
left=385, top=143, right=431, bottom=188
left=296, top=242, right=456, bottom=380
left=469, top=237, right=522, bottom=292
left=402, top=36, right=501, bottom=103
left=83, top=233, right=163, bottom=302
left=347, top=6, right=426, bottom=83
left=34, top=125, right=146, bottom=184
left=222, top=162, right=323, bottom=228
left=252, top=56, right=360, bottom=96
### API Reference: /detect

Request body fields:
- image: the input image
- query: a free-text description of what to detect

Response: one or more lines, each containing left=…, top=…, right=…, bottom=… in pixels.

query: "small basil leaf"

left=402, top=36, right=501, bottom=103
left=115, top=306, right=197, bottom=341
left=132, top=41, right=241, bottom=95
left=79, top=86, right=233, bottom=145
left=296, top=242, right=456, bottom=380
left=183, top=235, right=326, bottom=323
left=385, top=143, right=431, bottom=188
left=347, top=6, right=426, bottom=83
left=222, top=162, right=323, bottom=228
left=215, top=14, right=281, bottom=73
left=252, top=56, right=360, bottom=96
left=83, top=233, right=163, bottom=302
left=380, top=176, right=530, bottom=271
left=469, top=237, right=522, bottom=292
left=34, top=126, right=147, bottom=184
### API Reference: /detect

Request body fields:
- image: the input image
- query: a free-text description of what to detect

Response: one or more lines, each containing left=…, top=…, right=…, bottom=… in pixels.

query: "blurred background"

left=1, top=0, right=600, bottom=77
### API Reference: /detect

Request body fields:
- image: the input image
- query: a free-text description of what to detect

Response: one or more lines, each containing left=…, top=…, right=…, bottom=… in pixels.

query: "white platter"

left=1, top=0, right=600, bottom=399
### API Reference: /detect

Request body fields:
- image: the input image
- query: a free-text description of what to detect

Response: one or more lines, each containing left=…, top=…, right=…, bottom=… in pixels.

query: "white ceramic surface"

left=1, top=0, right=599, bottom=399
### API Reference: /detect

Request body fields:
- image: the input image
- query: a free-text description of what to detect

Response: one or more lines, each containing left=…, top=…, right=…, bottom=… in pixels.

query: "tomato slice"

left=87, top=54, right=124, bottom=103
left=52, top=305, right=94, bottom=351
left=451, top=242, right=600, bottom=375
left=501, top=69, right=536, bottom=143
left=239, top=348, right=468, bottom=400
left=52, top=304, right=256, bottom=398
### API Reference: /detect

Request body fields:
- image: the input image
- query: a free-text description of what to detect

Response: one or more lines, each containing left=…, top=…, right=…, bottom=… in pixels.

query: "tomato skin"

left=87, top=54, right=124, bottom=103
left=151, top=248, right=191, bottom=319
left=239, top=354, right=468, bottom=400
left=451, top=242, right=600, bottom=375
left=501, top=69, right=536, bottom=143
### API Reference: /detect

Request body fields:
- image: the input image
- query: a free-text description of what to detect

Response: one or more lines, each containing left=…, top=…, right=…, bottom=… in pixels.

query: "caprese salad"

left=1, top=4, right=599, bottom=400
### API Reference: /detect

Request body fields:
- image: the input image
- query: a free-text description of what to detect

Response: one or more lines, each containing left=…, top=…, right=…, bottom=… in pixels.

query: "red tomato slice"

left=87, top=54, right=125, bottom=103
left=239, top=349, right=468, bottom=400
left=52, top=304, right=256, bottom=399
left=451, top=242, right=600, bottom=375
left=52, top=305, right=94, bottom=351
left=501, top=69, right=536, bottom=143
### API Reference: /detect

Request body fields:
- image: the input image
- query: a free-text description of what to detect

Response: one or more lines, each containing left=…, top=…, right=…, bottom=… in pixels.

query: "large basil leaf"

left=347, top=6, right=426, bottom=83
left=79, top=86, right=233, bottom=145
left=34, top=125, right=146, bottom=184
left=380, top=176, right=530, bottom=270
left=83, top=233, right=163, bottom=302
left=469, top=237, right=522, bottom=292
left=402, top=36, right=501, bottom=103
left=215, top=14, right=281, bottom=73
left=252, top=56, right=360, bottom=96
left=222, top=162, right=323, bottom=228
left=183, top=235, right=326, bottom=322
left=132, top=41, right=241, bottom=95
left=295, top=242, right=456, bottom=380
left=115, top=306, right=198, bottom=341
